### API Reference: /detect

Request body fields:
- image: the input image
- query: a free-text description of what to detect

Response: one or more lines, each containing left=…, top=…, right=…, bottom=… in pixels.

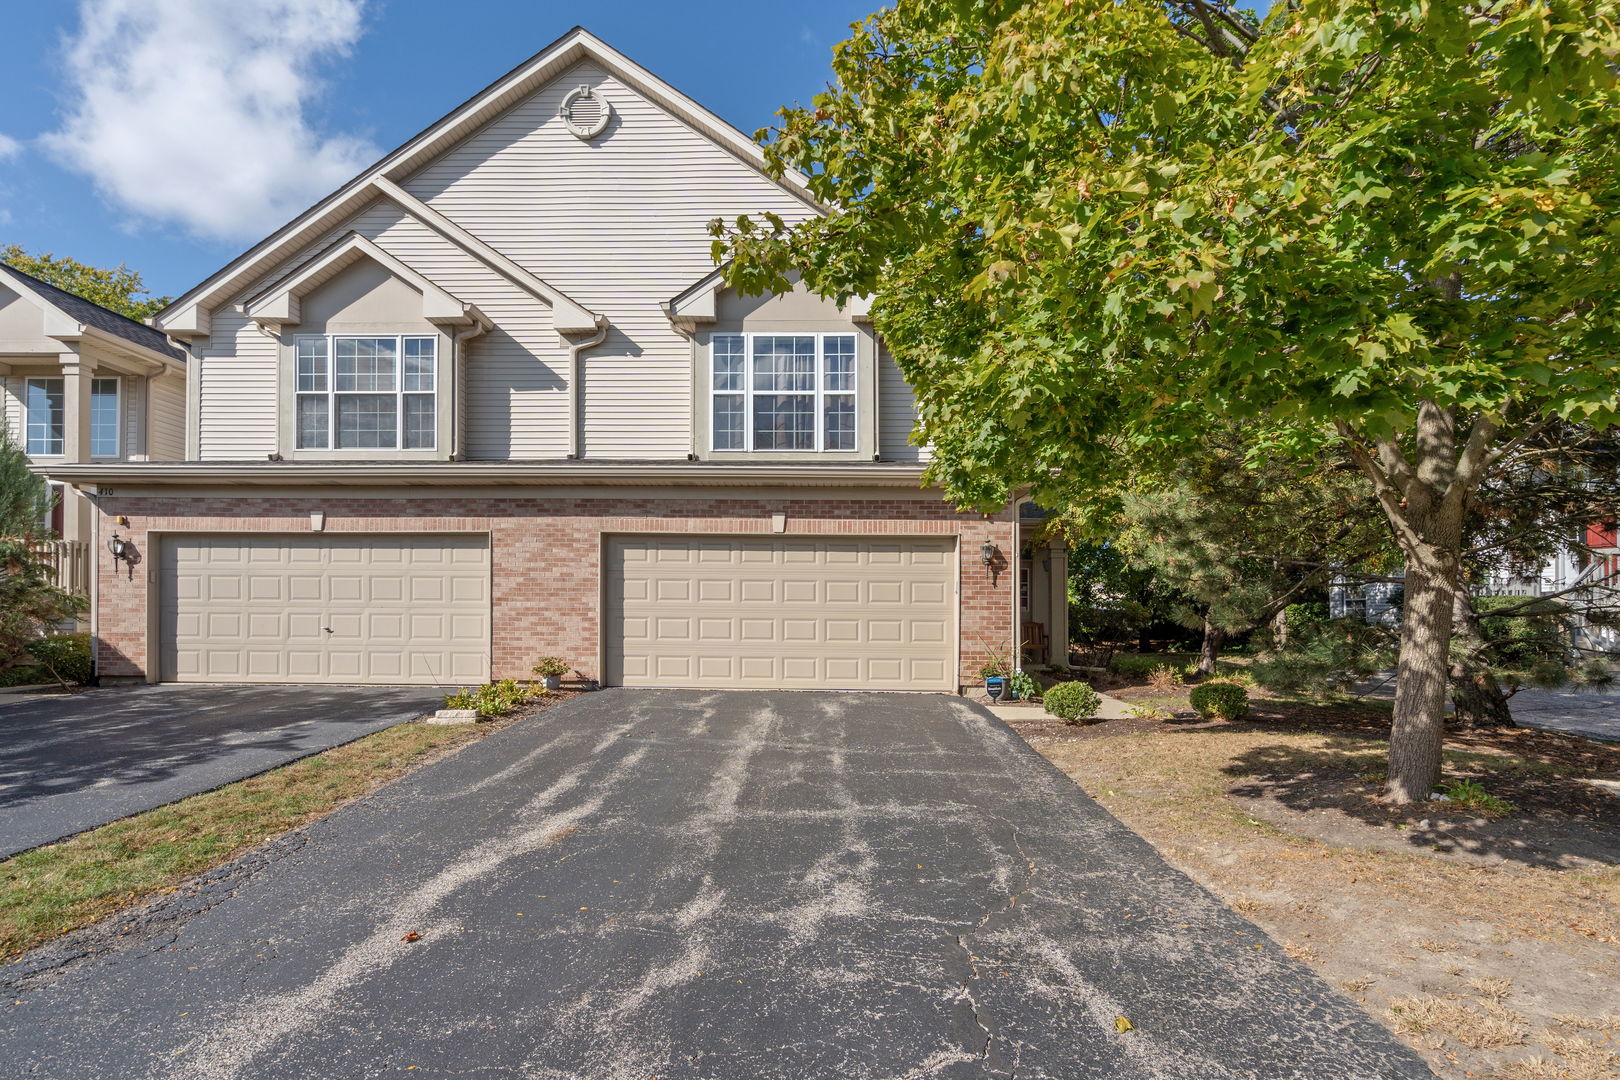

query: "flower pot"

left=984, top=676, right=1005, bottom=703
left=541, top=675, right=561, bottom=691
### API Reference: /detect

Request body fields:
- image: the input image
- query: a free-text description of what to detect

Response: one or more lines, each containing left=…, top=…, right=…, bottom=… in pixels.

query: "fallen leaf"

left=401, top=931, right=422, bottom=943
left=1116, top=1016, right=1134, bottom=1033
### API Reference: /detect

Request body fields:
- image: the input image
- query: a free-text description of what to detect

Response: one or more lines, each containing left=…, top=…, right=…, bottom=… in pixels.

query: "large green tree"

left=1, top=245, right=170, bottom=322
left=714, top=0, right=1620, bottom=801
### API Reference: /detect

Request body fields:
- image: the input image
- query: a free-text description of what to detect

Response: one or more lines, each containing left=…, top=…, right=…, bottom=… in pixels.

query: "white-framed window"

left=25, top=376, right=126, bottom=457
left=710, top=333, right=858, bottom=452
left=24, top=378, right=63, bottom=456
left=90, top=377, right=120, bottom=456
left=294, top=335, right=437, bottom=450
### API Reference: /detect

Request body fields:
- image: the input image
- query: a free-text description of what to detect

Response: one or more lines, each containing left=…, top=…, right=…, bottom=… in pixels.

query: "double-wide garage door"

left=605, top=535, right=956, bottom=691
left=159, top=534, right=489, bottom=685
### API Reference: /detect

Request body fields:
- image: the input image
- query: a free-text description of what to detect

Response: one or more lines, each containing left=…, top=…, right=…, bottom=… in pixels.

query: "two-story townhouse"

left=0, top=263, right=187, bottom=592
left=50, top=28, right=1070, bottom=691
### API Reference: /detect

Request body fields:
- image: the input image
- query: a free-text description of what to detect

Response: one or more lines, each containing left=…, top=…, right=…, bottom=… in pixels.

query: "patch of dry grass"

left=1018, top=718, right=1620, bottom=1080
left=1388, top=995, right=1527, bottom=1049
left=0, top=719, right=486, bottom=957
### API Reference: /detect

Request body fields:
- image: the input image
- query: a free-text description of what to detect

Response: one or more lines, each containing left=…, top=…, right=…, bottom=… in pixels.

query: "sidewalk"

left=985, top=691, right=1134, bottom=725
left=1355, top=672, right=1618, bottom=743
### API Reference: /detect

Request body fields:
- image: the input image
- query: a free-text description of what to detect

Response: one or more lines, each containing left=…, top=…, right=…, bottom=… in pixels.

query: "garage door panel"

left=161, top=534, right=489, bottom=685
left=606, top=535, right=955, bottom=691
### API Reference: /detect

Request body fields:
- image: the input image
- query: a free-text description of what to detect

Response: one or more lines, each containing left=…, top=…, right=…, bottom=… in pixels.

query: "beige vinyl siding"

left=879, top=347, right=929, bottom=463
left=147, top=372, right=187, bottom=460
left=200, top=199, right=575, bottom=460
left=0, top=376, right=22, bottom=444
left=403, top=60, right=818, bottom=459
left=197, top=305, right=278, bottom=458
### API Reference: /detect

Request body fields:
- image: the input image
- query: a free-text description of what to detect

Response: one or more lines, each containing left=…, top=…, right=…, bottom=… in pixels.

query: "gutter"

left=40, top=461, right=933, bottom=489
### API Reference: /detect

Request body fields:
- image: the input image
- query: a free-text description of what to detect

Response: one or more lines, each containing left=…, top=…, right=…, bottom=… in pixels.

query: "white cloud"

left=0, top=133, right=21, bottom=159
left=43, top=0, right=380, bottom=241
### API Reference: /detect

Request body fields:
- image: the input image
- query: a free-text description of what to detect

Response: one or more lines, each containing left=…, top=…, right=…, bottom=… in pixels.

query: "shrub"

left=1282, top=602, right=1330, bottom=643
left=1188, top=681, right=1249, bottom=721
left=1043, top=680, right=1102, bottom=724
left=1146, top=664, right=1183, bottom=692
left=1008, top=669, right=1039, bottom=701
left=1111, top=653, right=1191, bottom=679
left=443, top=679, right=544, bottom=718
left=531, top=657, right=571, bottom=678
left=26, top=633, right=91, bottom=686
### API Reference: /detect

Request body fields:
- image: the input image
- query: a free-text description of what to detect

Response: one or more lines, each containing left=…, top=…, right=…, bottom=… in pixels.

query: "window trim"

left=23, top=377, right=65, bottom=457
left=292, top=333, right=438, bottom=452
left=708, top=332, right=859, bottom=454
left=90, top=376, right=121, bottom=458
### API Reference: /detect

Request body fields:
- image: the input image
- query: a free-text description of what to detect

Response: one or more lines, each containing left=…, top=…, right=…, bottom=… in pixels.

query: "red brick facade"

left=92, top=488, right=1016, bottom=690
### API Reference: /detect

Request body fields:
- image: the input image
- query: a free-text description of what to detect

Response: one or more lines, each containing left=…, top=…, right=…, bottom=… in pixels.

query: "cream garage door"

left=605, top=535, right=956, bottom=690
left=160, top=534, right=489, bottom=685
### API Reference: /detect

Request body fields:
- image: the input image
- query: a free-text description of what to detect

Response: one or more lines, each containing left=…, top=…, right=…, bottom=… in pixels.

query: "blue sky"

left=0, top=1, right=874, bottom=300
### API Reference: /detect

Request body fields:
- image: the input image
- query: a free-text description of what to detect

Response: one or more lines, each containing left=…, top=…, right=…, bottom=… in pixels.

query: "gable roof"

left=665, top=265, right=870, bottom=330
left=0, top=263, right=185, bottom=363
left=244, top=232, right=487, bottom=331
left=155, top=26, right=823, bottom=340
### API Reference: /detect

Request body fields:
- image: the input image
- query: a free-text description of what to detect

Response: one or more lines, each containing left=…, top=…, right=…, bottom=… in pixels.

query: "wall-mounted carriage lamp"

left=980, top=539, right=997, bottom=567
left=107, top=531, right=136, bottom=580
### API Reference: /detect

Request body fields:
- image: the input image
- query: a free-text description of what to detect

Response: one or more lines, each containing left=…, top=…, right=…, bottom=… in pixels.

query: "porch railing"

left=28, top=539, right=91, bottom=597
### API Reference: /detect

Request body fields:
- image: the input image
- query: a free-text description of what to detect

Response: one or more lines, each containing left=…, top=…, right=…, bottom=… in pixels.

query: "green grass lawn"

left=0, top=719, right=484, bottom=958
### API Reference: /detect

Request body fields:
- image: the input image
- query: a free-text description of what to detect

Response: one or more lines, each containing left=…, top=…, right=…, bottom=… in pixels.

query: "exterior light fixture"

left=980, top=539, right=997, bottom=566
left=107, top=531, right=136, bottom=579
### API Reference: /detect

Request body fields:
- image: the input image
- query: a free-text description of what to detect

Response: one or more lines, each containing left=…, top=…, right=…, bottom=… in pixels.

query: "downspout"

left=451, top=311, right=492, bottom=460
left=566, top=317, right=610, bottom=460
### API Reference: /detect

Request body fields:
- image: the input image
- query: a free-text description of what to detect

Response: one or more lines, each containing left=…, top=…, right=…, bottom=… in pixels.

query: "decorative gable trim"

left=665, top=265, right=871, bottom=331
left=244, top=233, right=484, bottom=332
left=154, top=26, right=819, bottom=341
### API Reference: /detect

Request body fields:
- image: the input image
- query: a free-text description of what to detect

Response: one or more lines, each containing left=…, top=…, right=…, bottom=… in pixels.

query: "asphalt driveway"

left=0, top=690, right=1433, bottom=1079
left=0, top=684, right=445, bottom=858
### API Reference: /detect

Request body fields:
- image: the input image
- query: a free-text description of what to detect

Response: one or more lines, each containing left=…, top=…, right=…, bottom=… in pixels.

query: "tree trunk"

left=1450, top=670, right=1516, bottom=728
left=1343, top=402, right=1491, bottom=804
left=1196, top=618, right=1225, bottom=677
left=1448, top=591, right=1516, bottom=729
left=1386, top=557, right=1456, bottom=801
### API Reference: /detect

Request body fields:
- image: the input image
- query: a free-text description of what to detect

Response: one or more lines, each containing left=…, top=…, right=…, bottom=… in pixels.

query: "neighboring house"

left=49, top=28, right=1069, bottom=691
left=0, top=263, right=187, bottom=593
left=1331, top=520, right=1620, bottom=655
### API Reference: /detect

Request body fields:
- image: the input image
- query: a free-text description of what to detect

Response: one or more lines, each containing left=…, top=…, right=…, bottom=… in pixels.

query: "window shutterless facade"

left=710, top=333, right=857, bottom=452
left=23, top=376, right=120, bottom=457
left=294, top=335, right=437, bottom=451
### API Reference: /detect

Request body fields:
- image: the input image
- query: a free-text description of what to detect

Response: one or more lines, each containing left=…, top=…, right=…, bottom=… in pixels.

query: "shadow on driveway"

left=0, top=684, right=444, bottom=858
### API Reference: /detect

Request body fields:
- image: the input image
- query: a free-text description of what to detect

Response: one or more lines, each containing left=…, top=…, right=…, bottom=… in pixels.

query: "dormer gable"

left=245, top=234, right=485, bottom=334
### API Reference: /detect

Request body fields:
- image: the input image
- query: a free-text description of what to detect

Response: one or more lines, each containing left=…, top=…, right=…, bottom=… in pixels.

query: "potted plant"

left=531, top=657, right=570, bottom=691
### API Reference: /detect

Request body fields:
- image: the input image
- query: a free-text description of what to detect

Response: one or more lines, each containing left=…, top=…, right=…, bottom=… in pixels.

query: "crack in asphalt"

left=950, top=825, right=1038, bottom=1079
left=1, top=831, right=311, bottom=993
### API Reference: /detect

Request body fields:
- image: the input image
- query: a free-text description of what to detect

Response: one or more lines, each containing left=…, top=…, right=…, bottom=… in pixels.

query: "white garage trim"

left=156, top=532, right=490, bottom=685
left=600, top=533, right=959, bottom=691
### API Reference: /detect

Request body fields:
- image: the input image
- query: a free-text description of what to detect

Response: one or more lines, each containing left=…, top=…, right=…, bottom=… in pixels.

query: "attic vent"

left=559, top=85, right=612, bottom=140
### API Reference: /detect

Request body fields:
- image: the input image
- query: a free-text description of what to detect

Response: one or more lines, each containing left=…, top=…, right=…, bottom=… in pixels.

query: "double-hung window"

left=294, top=335, right=437, bottom=450
left=22, top=377, right=120, bottom=457
left=710, top=333, right=857, bottom=452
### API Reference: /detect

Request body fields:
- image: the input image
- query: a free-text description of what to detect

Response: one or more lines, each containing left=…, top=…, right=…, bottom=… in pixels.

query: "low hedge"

left=1188, top=681, right=1249, bottom=721
left=1111, top=653, right=1193, bottom=678
left=2, top=634, right=92, bottom=687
